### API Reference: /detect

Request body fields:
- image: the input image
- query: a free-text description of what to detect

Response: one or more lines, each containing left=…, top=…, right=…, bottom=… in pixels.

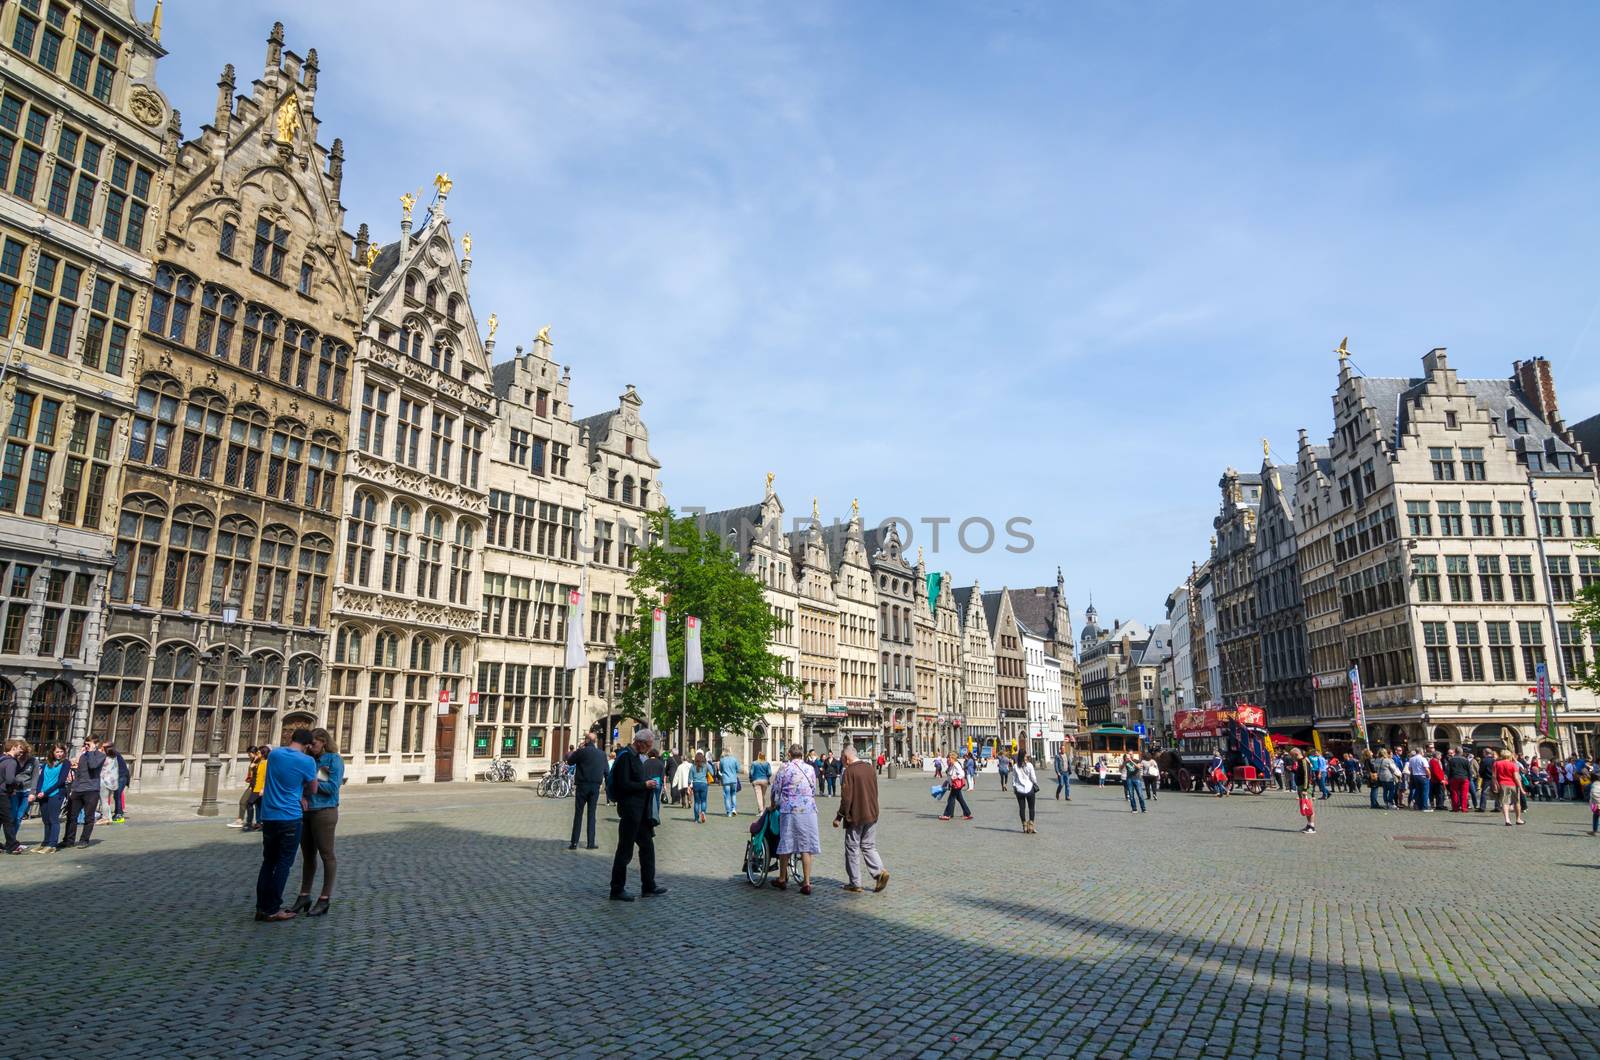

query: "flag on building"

left=685, top=615, right=704, bottom=684
left=650, top=607, right=671, bottom=679
left=926, top=572, right=943, bottom=616
left=563, top=579, right=587, bottom=672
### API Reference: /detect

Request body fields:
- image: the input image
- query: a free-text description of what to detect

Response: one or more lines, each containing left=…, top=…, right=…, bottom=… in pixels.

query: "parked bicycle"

left=483, top=758, right=517, bottom=783
left=537, top=766, right=573, bottom=798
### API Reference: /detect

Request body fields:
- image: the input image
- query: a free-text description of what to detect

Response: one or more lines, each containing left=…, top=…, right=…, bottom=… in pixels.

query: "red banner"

left=1174, top=705, right=1265, bottom=739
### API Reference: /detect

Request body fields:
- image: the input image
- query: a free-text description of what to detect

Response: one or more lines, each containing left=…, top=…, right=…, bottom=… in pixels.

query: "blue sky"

left=156, top=1, right=1600, bottom=630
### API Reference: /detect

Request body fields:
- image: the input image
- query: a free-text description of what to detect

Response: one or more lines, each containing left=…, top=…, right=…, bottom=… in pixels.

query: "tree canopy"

left=615, top=508, right=797, bottom=744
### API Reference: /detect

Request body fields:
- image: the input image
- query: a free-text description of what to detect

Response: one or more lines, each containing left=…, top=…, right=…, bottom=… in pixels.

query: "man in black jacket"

left=609, top=728, right=665, bottom=901
left=567, top=733, right=607, bottom=850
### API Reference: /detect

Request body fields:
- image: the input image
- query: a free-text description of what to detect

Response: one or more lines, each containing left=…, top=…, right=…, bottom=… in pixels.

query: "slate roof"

left=1134, top=622, right=1173, bottom=666
left=1007, top=586, right=1063, bottom=643
left=859, top=524, right=911, bottom=569
left=952, top=586, right=978, bottom=629
left=1574, top=412, right=1600, bottom=466
left=369, top=240, right=402, bottom=287
left=490, top=359, right=518, bottom=398
left=980, top=590, right=1004, bottom=635
left=1359, top=375, right=1587, bottom=472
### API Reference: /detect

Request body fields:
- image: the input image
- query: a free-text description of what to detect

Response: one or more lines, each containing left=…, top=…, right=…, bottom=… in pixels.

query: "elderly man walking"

left=833, top=746, right=888, bottom=894
left=609, top=728, right=666, bottom=901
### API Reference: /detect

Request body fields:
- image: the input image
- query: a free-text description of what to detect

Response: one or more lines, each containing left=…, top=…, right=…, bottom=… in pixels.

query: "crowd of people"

left=0, top=736, right=129, bottom=853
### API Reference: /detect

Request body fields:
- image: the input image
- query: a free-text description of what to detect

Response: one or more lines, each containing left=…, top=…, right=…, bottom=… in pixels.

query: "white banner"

left=685, top=615, right=704, bottom=684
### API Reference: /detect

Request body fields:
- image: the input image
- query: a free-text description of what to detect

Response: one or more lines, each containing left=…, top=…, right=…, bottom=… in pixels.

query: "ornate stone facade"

left=953, top=583, right=997, bottom=746
left=0, top=1, right=168, bottom=750
left=326, top=181, right=492, bottom=784
left=863, top=520, right=915, bottom=757
left=97, top=23, right=360, bottom=790
left=1254, top=449, right=1312, bottom=733
left=1213, top=467, right=1262, bottom=708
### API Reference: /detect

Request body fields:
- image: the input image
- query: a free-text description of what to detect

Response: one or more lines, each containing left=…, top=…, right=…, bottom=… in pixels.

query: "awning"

left=1270, top=734, right=1311, bottom=747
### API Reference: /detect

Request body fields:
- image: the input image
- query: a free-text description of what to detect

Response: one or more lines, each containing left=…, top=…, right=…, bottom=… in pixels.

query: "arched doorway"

left=750, top=725, right=766, bottom=764
left=26, top=680, right=75, bottom=748
left=0, top=677, right=14, bottom=740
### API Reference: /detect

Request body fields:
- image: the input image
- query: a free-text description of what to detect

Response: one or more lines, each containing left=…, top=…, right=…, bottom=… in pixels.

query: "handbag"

left=1298, top=795, right=1314, bottom=817
left=952, top=777, right=966, bottom=791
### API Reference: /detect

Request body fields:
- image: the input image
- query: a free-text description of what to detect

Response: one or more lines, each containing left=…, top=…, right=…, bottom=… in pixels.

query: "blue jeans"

left=1055, top=772, right=1071, bottom=799
left=722, top=781, right=738, bottom=815
left=692, top=784, right=708, bottom=818
left=1125, top=778, right=1146, bottom=812
left=1383, top=779, right=1397, bottom=807
left=1411, top=775, right=1430, bottom=808
left=39, top=794, right=62, bottom=847
left=1369, top=783, right=1381, bottom=808
left=9, top=792, right=25, bottom=827
left=1317, top=774, right=1331, bottom=799
left=255, top=819, right=303, bottom=915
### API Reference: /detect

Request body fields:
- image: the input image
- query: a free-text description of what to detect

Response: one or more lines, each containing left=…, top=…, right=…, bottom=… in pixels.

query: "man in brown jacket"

left=833, top=745, right=888, bottom=893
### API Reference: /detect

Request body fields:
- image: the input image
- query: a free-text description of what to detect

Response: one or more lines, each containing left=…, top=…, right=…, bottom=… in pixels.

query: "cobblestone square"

left=7, top=776, right=1600, bottom=1059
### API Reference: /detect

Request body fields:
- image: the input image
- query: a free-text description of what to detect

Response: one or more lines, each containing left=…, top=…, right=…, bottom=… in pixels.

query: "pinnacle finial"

left=151, top=0, right=164, bottom=40
left=1335, top=336, right=1350, bottom=363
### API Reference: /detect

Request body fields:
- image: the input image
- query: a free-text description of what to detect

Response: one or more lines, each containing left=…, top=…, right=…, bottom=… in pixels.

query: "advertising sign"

left=1173, top=704, right=1266, bottom=739
left=1348, top=665, right=1366, bottom=744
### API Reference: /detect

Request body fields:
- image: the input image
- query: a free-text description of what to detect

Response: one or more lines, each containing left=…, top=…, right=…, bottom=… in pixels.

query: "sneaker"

left=1307, top=826, right=1316, bottom=834
left=1423, top=808, right=1434, bottom=813
left=33, top=846, right=56, bottom=854
left=226, top=821, right=245, bottom=829
left=111, top=816, right=125, bottom=823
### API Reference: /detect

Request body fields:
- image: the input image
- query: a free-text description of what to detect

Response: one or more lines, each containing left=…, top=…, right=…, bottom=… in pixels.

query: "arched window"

left=440, top=637, right=466, bottom=708
left=169, top=272, right=195, bottom=343
left=252, top=525, right=297, bottom=622
left=449, top=520, right=475, bottom=604
left=287, top=653, right=321, bottom=693
left=147, top=643, right=197, bottom=754
left=149, top=265, right=175, bottom=333
left=112, top=493, right=166, bottom=604
left=0, top=677, right=12, bottom=747
left=447, top=293, right=461, bottom=323
left=210, top=514, right=256, bottom=613
left=315, top=337, right=344, bottom=401
left=344, top=489, right=379, bottom=586
left=367, top=629, right=401, bottom=756
left=25, top=680, right=74, bottom=749
left=297, top=256, right=313, bottom=296
left=329, top=625, right=362, bottom=751
left=217, top=293, right=239, bottom=360
left=281, top=322, right=315, bottom=389
left=224, top=405, right=268, bottom=492
left=417, top=509, right=445, bottom=599
left=404, top=271, right=420, bottom=302
left=304, top=430, right=339, bottom=511
left=383, top=502, right=413, bottom=592
left=426, top=281, right=439, bottom=310
left=265, top=419, right=306, bottom=502
left=401, top=315, right=426, bottom=360
left=239, top=650, right=282, bottom=750
left=402, top=634, right=433, bottom=754
left=293, top=533, right=332, bottom=627
left=196, top=287, right=239, bottom=362
left=130, top=376, right=181, bottom=467
left=430, top=338, right=454, bottom=376
left=176, top=390, right=226, bottom=480
left=161, top=505, right=214, bottom=611
left=239, top=305, right=280, bottom=375
left=92, top=638, right=147, bottom=750
left=622, top=476, right=635, bottom=505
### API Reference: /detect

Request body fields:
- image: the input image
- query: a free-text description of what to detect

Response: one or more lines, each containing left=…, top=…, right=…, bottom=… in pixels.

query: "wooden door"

left=435, top=709, right=457, bottom=782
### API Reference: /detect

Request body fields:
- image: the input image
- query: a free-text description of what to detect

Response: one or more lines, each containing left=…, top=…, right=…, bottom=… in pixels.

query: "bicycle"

left=537, top=766, right=574, bottom=798
left=483, top=758, right=516, bottom=783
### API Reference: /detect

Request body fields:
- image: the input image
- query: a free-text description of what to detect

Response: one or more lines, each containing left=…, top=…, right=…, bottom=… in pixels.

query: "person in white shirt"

left=1142, top=756, right=1160, bottom=801
left=1406, top=750, right=1433, bottom=811
left=1012, top=751, right=1040, bottom=832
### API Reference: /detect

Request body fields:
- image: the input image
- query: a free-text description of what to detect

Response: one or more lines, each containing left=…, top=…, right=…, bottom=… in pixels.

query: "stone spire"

left=214, top=63, right=235, bottom=133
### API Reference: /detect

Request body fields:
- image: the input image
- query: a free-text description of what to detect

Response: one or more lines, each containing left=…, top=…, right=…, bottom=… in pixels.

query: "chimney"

left=1514, top=357, right=1562, bottom=429
left=1422, top=347, right=1448, bottom=375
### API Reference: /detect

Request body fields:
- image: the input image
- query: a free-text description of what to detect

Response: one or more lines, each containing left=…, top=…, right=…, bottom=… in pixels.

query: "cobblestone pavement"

left=6, top=773, right=1600, bottom=1058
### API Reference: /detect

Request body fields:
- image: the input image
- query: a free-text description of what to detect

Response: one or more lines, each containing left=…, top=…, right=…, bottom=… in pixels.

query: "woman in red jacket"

left=1427, top=753, right=1447, bottom=811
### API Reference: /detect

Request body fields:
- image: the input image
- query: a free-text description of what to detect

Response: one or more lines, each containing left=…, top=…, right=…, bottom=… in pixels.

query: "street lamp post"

left=605, top=650, right=616, bottom=750
left=197, top=599, right=239, bottom=817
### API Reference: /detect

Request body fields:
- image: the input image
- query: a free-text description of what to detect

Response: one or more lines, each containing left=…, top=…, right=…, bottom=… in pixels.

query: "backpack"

left=605, top=749, right=629, bottom=803
left=10, top=755, right=35, bottom=793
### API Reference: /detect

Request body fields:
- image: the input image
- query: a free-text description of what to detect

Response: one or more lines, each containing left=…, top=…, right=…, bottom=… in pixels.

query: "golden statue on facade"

left=274, top=95, right=300, bottom=143
left=535, top=325, right=551, bottom=344
left=851, top=497, right=859, bottom=517
left=364, top=244, right=379, bottom=269
left=766, top=471, right=775, bottom=491
left=1335, top=336, right=1350, bottom=363
left=486, top=313, right=499, bottom=339
left=462, top=233, right=472, bottom=257
left=1261, top=437, right=1270, bottom=459
left=433, top=172, right=453, bottom=197
left=399, top=192, right=416, bottom=222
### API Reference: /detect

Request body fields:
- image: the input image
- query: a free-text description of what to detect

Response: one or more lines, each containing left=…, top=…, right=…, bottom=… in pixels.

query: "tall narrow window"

left=344, top=491, right=378, bottom=586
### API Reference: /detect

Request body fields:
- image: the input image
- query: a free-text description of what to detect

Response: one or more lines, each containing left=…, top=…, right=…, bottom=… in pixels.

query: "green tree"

left=615, top=508, right=797, bottom=744
left=1574, top=538, right=1600, bottom=693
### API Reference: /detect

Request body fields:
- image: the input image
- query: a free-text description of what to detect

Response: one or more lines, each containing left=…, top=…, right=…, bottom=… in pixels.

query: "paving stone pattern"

left=5, top=775, right=1599, bottom=1058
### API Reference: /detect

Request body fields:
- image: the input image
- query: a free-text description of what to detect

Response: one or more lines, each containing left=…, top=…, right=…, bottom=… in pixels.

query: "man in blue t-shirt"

left=255, top=728, right=318, bottom=922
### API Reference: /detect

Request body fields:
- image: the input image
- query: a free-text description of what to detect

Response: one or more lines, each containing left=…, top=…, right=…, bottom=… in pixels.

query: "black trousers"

left=1014, top=788, right=1036, bottom=823
left=0, top=792, right=17, bottom=850
left=571, top=784, right=600, bottom=846
left=63, top=791, right=100, bottom=845
left=609, top=811, right=656, bottom=896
